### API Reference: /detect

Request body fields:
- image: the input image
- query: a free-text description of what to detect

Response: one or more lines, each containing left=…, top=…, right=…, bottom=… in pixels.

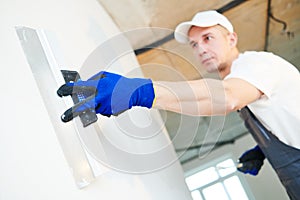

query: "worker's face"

left=188, top=25, right=237, bottom=73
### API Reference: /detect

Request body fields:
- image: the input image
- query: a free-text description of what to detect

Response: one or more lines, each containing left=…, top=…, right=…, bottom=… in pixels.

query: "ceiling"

left=97, top=0, right=300, bottom=163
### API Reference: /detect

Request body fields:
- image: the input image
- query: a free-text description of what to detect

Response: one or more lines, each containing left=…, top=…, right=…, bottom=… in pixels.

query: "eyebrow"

left=189, top=32, right=213, bottom=45
left=202, top=32, right=212, bottom=38
left=189, top=40, right=196, bottom=46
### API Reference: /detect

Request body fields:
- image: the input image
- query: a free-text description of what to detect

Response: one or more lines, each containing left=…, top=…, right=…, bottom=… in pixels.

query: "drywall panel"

left=0, top=0, right=192, bottom=199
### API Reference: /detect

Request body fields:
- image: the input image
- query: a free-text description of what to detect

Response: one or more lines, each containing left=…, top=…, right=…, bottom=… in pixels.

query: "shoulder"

left=228, top=51, right=298, bottom=79
left=233, top=51, right=297, bottom=70
left=233, top=51, right=277, bottom=67
left=225, top=51, right=299, bottom=98
left=235, top=51, right=277, bottom=60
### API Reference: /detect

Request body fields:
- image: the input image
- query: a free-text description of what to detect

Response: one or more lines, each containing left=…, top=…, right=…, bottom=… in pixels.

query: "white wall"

left=182, top=134, right=290, bottom=200
left=0, top=0, right=192, bottom=199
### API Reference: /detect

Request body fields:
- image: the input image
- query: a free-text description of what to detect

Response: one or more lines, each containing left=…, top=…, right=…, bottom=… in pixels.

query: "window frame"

left=185, top=154, right=255, bottom=200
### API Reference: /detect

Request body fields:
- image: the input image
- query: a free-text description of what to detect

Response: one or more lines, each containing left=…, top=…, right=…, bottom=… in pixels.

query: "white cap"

left=174, top=10, right=234, bottom=43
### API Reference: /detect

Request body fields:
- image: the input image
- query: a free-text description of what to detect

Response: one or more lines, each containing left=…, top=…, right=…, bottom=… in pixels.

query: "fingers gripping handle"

left=60, top=95, right=97, bottom=122
left=59, top=70, right=98, bottom=127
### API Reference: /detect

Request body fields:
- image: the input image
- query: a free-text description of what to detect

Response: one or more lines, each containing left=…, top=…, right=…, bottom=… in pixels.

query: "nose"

left=196, top=44, right=206, bottom=57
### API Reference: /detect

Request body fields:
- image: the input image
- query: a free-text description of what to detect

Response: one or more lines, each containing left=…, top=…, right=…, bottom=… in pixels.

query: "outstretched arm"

left=57, top=71, right=262, bottom=121
left=153, top=78, right=262, bottom=116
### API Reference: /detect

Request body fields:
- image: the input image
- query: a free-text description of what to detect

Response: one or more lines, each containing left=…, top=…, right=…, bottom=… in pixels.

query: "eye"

left=190, top=42, right=198, bottom=49
left=204, top=36, right=212, bottom=41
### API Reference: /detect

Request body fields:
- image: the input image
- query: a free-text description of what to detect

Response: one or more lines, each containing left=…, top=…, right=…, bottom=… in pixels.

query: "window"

left=185, top=158, right=251, bottom=200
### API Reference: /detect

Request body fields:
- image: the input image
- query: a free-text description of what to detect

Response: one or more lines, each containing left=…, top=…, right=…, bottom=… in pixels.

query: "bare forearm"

left=152, top=79, right=229, bottom=116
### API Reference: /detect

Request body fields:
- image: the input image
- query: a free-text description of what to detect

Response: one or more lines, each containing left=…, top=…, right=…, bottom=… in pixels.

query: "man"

left=57, top=10, right=300, bottom=199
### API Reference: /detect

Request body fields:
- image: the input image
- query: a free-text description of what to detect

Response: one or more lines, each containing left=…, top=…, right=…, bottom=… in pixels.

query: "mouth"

left=201, top=57, right=213, bottom=65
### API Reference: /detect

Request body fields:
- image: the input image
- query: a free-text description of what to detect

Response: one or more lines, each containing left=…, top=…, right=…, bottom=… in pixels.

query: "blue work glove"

left=57, top=71, right=155, bottom=122
left=237, top=145, right=265, bottom=176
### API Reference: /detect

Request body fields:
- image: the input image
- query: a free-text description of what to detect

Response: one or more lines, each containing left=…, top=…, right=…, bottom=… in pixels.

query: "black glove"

left=237, top=145, right=265, bottom=176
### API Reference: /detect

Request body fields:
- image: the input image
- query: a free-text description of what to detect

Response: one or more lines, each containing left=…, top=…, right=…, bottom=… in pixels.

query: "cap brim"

left=174, top=22, right=195, bottom=44
left=174, top=21, right=220, bottom=44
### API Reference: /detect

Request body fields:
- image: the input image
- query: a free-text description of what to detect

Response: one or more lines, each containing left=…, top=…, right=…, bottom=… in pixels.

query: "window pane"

left=216, top=159, right=237, bottom=177
left=185, top=167, right=219, bottom=190
left=191, top=190, right=203, bottom=200
left=224, top=176, right=249, bottom=200
left=202, top=183, right=229, bottom=200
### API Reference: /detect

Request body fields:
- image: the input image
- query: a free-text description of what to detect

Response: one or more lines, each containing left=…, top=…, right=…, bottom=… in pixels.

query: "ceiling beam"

left=134, top=0, right=248, bottom=55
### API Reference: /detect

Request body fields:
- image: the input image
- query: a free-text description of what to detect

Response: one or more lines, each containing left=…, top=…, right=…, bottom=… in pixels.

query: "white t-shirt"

left=225, top=51, right=300, bottom=149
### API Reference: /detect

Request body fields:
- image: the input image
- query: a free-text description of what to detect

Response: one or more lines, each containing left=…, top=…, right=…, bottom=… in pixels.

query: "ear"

left=228, top=32, right=238, bottom=47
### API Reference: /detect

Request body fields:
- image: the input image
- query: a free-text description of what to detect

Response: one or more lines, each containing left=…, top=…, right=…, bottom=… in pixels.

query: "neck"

left=219, top=47, right=240, bottom=79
